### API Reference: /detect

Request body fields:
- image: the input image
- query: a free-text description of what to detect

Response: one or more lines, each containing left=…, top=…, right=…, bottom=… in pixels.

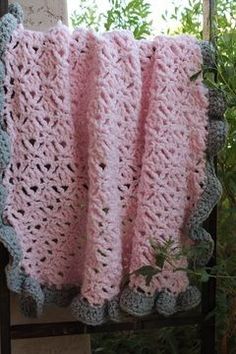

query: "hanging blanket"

left=0, top=4, right=227, bottom=325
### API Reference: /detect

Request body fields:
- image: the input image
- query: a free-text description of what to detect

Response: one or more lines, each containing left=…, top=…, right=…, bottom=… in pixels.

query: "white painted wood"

left=9, top=0, right=68, bottom=29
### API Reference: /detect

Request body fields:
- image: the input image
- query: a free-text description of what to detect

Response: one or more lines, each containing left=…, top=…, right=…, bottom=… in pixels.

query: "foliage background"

left=71, top=1, right=236, bottom=353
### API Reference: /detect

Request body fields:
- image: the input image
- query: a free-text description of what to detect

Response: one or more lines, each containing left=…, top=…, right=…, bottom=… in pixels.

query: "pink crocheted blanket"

left=0, top=5, right=227, bottom=325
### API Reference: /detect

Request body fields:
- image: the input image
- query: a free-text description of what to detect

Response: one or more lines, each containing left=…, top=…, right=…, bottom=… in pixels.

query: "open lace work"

left=0, top=4, right=227, bottom=325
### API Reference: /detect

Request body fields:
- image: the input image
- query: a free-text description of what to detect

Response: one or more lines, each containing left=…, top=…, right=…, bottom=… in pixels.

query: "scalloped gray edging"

left=0, top=9, right=24, bottom=297
left=0, top=3, right=228, bottom=324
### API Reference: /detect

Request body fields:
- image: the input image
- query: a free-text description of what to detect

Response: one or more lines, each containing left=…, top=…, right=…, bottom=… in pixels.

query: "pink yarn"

left=2, top=24, right=208, bottom=306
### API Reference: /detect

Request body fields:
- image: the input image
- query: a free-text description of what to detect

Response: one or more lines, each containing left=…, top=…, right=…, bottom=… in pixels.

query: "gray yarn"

left=155, top=290, right=177, bottom=316
left=0, top=130, right=11, bottom=169
left=0, top=225, right=23, bottom=293
left=0, top=87, right=4, bottom=113
left=207, top=119, right=228, bottom=156
left=0, top=61, right=5, bottom=112
left=0, top=14, right=18, bottom=57
left=199, top=40, right=216, bottom=69
left=71, top=296, right=107, bottom=326
left=6, top=266, right=25, bottom=293
left=107, top=296, right=121, bottom=321
left=43, top=285, right=79, bottom=307
left=0, top=184, right=7, bottom=215
left=186, top=159, right=223, bottom=266
left=156, top=286, right=201, bottom=316
left=0, top=60, right=5, bottom=82
left=187, top=159, right=222, bottom=222
left=108, top=295, right=133, bottom=322
left=8, top=3, right=24, bottom=24
left=20, top=277, right=45, bottom=317
left=119, top=286, right=155, bottom=317
left=0, top=4, right=228, bottom=323
left=208, top=88, right=227, bottom=119
left=0, top=225, right=22, bottom=267
left=176, top=286, right=201, bottom=311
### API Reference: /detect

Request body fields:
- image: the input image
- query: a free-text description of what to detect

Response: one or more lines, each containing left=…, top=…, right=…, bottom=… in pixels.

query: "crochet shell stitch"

left=0, top=3, right=228, bottom=325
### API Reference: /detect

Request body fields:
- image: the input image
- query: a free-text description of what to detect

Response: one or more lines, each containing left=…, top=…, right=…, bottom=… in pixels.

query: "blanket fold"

left=0, top=3, right=227, bottom=325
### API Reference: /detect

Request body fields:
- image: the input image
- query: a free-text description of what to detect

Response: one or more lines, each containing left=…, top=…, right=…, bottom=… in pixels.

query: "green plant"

left=71, top=0, right=153, bottom=39
left=70, top=0, right=102, bottom=31
left=132, top=236, right=236, bottom=290
left=104, top=0, right=152, bottom=38
left=91, top=326, right=200, bottom=354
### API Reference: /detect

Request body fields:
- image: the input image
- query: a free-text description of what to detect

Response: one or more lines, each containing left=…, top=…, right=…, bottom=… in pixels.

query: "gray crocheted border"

left=0, top=3, right=228, bottom=325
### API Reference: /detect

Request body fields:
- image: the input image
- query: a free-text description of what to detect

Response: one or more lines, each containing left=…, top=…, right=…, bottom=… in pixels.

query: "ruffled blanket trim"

left=0, top=4, right=228, bottom=325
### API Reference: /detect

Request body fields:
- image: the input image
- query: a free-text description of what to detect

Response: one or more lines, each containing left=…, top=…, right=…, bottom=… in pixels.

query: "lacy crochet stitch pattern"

left=0, top=4, right=227, bottom=325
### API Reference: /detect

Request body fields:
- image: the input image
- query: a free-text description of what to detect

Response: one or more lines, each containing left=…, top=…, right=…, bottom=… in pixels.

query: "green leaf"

left=190, top=70, right=202, bottom=81
left=199, top=269, right=210, bottom=282
left=155, top=252, right=167, bottom=269
left=134, top=265, right=160, bottom=286
left=135, top=265, right=158, bottom=277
